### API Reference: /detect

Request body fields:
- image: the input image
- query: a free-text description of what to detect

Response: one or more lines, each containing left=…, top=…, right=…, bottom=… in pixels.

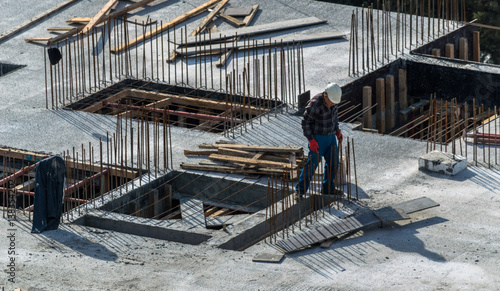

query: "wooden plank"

left=49, top=0, right=159, bottom=45
left=66, top=17, right=92, bottom=24
left=181, top=31, right=345, bottom=56
left=127, top=88, right=265, bottom=113
left=210, top=207, right=230, bottom=217
left=200, top=143, right=303, bottom=154
left=24, top=37, right=51, bottom=43
left=204, top=206, right=219, bottom=217
left=277, top=211, right=380, bottom=253
left=47, top=27, right=75, bottom=32
left=111, top=0, right=222, bottom=53
left=242, top=4, right=259, bottom=24
left=0, top=148, right=49, bottom=163
left=180, top=163, right=284, bottom=175
left=1, top=0, right=80, bottom=43
left=218, top=13, right=245, bottom=27
left=82, top=0, right=119, bottom=34
left=183, top=16, right=326, bottom=45
left=208, top=154, right=297, bottom=169
left=180, top=198, right=205, bottom=227
left=217, top=148, right=293, bottom=163
left=191, top=0, right=229, bottom=36
left=82, top=90, right=129, bottom=113
left=14, top=178, right=36, bottom=191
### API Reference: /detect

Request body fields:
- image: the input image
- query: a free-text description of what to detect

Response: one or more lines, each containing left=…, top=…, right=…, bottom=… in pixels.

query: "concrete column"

left=398, top=69, right=408, bottom=122
left=445, top=43, right=454, bottom=58
left=385, top=75, right=395, bottom=131
left=362, top=86, right=372, bottom=129
left=459, top=37, right=468, bottom=60
left=473, top=31, right=480, bottom=62
left=432, top=48, right=441, bottom=57
left=376, top=78, right=386, bottom=133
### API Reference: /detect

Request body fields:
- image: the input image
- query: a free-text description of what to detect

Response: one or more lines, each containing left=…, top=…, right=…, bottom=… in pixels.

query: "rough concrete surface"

left=1, top=0, right=500, bottom=290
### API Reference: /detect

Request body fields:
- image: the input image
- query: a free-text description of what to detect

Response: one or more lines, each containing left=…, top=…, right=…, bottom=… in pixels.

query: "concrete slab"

left=419, top=150, right=467, bottom=176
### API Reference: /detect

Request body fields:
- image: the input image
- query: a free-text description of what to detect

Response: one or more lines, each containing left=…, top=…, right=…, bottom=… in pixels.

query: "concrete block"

left=419, top=151, right=467, bottom=176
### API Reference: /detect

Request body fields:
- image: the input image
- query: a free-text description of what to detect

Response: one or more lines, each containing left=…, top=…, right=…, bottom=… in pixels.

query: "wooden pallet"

left=181, top=141, right=305, bottom=179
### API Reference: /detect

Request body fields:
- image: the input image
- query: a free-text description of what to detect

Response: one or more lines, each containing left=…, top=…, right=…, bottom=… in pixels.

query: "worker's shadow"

left=286, top=216, right=447, bottom=279
left=40, top=226, right=118, bottom=262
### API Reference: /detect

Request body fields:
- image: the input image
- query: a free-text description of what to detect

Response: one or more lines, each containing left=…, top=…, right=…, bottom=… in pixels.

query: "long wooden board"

left=111, top=0, right=222, bottom=53
left=199, top=143, right=303, bottom=154
left=182, top=16, right=327, bottom=45
left=82, top=0, right=119, bottom=34
left=1, top=0, right=80, bottom=43
left=178, top=31, right=345, bottom=56
left=208, top=154, right=296, bottom=169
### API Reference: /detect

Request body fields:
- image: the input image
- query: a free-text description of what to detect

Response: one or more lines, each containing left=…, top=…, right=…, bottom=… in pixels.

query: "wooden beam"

left=66, top=17, right=92, bottom=24
left=82, top=90, right=129, bottom=113
left=24, top=37, right=51, bottom=44
left=182, top=31, right=345, bottom=57
left=208, top=154, right=297, bottom=169
left=127, top=89, right=265, bottom=113
left=82, top=0, right=119, bottom=34
left=47, top=27, right=75, bottom=32
left=184, top=16, right=326, bottom=45
left=48, top=0, right=159, bottom=45
left=218, top=13, right=246, bottom=27
left=200, top=143, right=303, bottom=154
left=111, top=0, right=222, bottom=53
left=180, top=163, right=285, bottom=175
left=1, top=0, right=79, bottom=43
left=191, top=0, right=229, bottom=36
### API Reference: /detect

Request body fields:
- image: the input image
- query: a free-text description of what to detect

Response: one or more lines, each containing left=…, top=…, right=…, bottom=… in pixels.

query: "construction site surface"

left=1, top=0, right=500, bottom=290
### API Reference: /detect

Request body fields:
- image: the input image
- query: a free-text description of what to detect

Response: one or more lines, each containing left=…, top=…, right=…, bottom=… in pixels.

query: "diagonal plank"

left=48, top=0, right=160, bottom=45
left=111, top=0, right=222, bottom=53
left=191, top=0, right=229, bottom=36
left=82, top=0, right=119, bottom=34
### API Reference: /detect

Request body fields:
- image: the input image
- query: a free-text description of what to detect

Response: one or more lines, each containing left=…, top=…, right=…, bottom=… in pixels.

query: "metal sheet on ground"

left=373, top=206, right=410, bottom=222
left=252, top=253, right=284, bottom=263
left=277, top=211, right=380, bottom=253
left=394, top=197, right=439, bottom=214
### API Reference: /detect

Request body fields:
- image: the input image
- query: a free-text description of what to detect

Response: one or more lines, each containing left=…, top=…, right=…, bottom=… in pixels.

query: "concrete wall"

left=406, top=60, right=500, bottom=108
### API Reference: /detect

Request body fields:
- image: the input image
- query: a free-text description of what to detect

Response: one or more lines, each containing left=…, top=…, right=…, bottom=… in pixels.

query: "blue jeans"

left=295, top=134, right=339, bottom=195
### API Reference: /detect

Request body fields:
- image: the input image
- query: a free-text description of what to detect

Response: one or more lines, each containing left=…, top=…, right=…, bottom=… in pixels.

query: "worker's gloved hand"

left=335, top=130, right=343, bottom=143
left=309, top=139, right=319, bottom=153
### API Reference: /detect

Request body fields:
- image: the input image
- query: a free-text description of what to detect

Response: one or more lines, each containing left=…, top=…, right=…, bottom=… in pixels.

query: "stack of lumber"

left=180, top=141, right=305, bottom=179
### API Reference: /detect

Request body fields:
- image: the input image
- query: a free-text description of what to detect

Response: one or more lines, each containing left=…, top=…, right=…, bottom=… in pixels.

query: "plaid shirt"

left=301, top=93, right=339, bottom=141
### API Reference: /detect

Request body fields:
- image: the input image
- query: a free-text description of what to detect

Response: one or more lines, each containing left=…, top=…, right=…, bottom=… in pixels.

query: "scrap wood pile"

left=181, top=141, right=306, bottom=179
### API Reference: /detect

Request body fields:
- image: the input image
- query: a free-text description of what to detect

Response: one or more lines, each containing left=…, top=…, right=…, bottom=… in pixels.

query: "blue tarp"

left=31, top=156, right=65, bottom=233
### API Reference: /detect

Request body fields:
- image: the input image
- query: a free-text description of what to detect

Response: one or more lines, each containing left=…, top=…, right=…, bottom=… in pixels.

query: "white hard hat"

left=325, top=83, right=342, bottom=104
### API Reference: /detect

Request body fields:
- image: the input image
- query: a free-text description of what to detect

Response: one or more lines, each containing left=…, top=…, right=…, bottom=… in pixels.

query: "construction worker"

left=295, top=83, right=343, bottom=197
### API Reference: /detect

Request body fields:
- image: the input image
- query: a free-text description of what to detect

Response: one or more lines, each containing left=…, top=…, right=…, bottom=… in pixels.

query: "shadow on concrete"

left=467, top=167, right=500, bottom=193
left=286, top=216, right=448, bottom=278
left=420, top=166, right=477, bottom=182
left=42, top=227, right=119, bottom=262
left=51, top=109, right=117, bottom=142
